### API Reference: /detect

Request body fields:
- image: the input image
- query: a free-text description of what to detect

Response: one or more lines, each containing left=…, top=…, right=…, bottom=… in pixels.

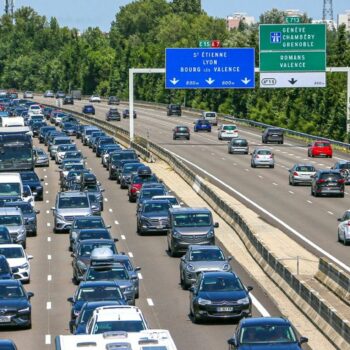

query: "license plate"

left=0, top=316, right=10, bottom=323
left=217, top=307, right=233, bottom=312
left=328, top=183, right=337, bottom=186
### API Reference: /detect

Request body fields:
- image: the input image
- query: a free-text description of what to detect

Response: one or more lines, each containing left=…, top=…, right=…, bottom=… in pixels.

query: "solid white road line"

left=165, top=148, right=350, bottom=273
left=250, top=294, right=270, bottom=317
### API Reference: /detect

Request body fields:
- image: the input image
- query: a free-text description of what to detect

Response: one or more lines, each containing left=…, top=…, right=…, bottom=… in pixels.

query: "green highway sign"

left=199, top=40, right=211, bottom=48
left=260, top=51, right=326, bottom=71
left=285, top=16, right=301, bottom=24
left=260, top=24, right=326, bottom=51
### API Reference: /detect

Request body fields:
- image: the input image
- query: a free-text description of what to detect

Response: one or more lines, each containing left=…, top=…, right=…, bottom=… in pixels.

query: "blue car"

left=227, top=317, right=308, bottom=349
left=194, top=119, right=211, bottom=132
left=82, top=104, right=95, bottom=115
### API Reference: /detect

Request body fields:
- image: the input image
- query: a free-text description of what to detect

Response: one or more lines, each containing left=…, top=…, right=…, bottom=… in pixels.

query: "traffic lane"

left=78, top=136, right=282, bottom=350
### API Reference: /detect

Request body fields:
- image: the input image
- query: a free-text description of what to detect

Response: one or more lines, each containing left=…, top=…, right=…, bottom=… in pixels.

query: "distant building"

left=338, top=11, right=350, bottom=31
left=312, top=18, right=336, bottom=30
left=284, top=9, right=303, bottom=17
left=226, top=13, right=255, bottom=30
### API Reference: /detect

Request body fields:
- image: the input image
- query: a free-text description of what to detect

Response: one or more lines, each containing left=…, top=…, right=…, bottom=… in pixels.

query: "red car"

left=307, top=140, right=332, bottom=158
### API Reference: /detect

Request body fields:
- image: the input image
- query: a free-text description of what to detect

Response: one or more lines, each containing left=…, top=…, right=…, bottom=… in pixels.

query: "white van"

left=201, top=111, right=218, bottom=126
left=0, top=116, right=24, bottom=127
left=0, top=173, right=23, bottom=198
left=55, top=329, right=177, bottom=350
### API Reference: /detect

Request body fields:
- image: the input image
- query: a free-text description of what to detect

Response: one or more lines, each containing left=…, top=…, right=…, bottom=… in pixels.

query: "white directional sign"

left=260, top=72, right=326, bottom=88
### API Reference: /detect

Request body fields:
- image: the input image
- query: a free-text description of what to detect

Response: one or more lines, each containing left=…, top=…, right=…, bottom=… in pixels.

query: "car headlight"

left=73, top=309, right=80, bottom=316
left=198, top=298, right=212, bottom=305
left=173, top=230, right=181, bottom=239
left=222, top=264, right=230, bottom=271
left=111, top=165, right=116, bottom=169
left=207, top=230, right=214, bottom=238
left=77, top=261, right=87, bottom=271
left=236, top=296, right=250, bottom=305
left=19, top=263, right=29, bottom=269
left=18, top=307, right=30, bottom=313
left=186, top=264, right=195, bottom=272
left=56, top=214, right=65, bottom=221
left=123, top=286, right=134, bottom=293
left=18, top=229, right=26, bottom=237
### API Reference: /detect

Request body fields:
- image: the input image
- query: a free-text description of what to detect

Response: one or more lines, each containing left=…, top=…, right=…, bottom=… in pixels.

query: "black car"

left=262, top=127, right=284, bottom=144
left=20, top=171, right=44, bottom=201
left=106, top=108, right=121, bottom=121
left=120, top=163, right=144, bottom=189
left=63, top=95, right=74, bottom=105
left=73, top=228, right=114, bottom=253
left=0, top=339, right=18, bottom=350
left=311, top=169, right=345, bottom=198
left=0, top=226, right=12, bottom=244
left=108, top=96, right=120, bottom=105
left=62, top=122, right=78, bottom=136
left=167, top=104, right=181, bottom=116
left=39, top=126, right=56, bottom=143
left=0, top=279, right=34, bottom=329
left=108, top=150, right=139, bottom=180
left=82, top=105, right=95, bottom=115
left=136, top=186, right=167, bottom=212
left=31, top=121, right=47, bottom=137
left=173, top=125, right=190, bottom=140
left=227, top=317, right=308, bottom=350
left=0, top=255, right=13, bottom=279
left=70, top=300, right=125, bottom=334
left=137, top=200, right=171, bottom=235
left=67, top=281, right=125, bottom=323
left=96, top=137, right=115, bottom=157
left=4, top=202, right=39, bottom=236
left=189, top=271, right=252, bottom=323
left=122, top=109, right=137, bottom=119
left=71, top=239, right=117, bottom=284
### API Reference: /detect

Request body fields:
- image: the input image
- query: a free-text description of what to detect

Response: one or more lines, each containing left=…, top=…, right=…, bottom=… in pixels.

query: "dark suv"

left=167, top=104, right=182, bottom=116
left=262, top=128, right=284, bottom=144
left=173, top=126, right=190, bottom=140
left=106, top=108, right=121, bottom=121
left=311, top=170, right=345, bottom=197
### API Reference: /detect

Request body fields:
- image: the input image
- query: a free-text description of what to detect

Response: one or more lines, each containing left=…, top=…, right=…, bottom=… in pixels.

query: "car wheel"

left=337, top=231, right=341, bottom=242
left=270, top=165, right=274, bottom=168
left=193, top=311, right=201, bottom=324
left=24, top=320, right=32, bottom=330
left=251, top=162, right=255, bottom=168
left=22, top=241, right=26, bottom=249
left=72, top=274, right=79, bottom=285
left=169, top=245, right=176, bottom=257
left=340, top=193, right=345, bottom=198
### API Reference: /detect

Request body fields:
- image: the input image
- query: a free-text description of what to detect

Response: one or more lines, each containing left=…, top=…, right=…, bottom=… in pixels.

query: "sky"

left=13, top=0, right=350, bottom=32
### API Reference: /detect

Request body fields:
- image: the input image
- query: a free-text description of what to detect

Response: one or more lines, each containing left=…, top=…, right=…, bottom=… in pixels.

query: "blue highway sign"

left=165, top=48, right=255, bottom=89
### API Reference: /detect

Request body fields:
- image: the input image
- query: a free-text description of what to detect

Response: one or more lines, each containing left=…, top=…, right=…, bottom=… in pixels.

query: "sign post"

left=165, top=48, right=255, bottom=89
left=259, top=23, right=326, bottom=88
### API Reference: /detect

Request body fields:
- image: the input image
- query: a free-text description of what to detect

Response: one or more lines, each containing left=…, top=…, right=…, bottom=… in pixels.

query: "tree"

left=172, top=0, right=201, bottom=14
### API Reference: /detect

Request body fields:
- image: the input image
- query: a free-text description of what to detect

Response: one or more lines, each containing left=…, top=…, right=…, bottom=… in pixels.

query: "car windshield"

left=86, top=267, right=129, bottom=281
left=78, top=230, right=110, bottom=241
left=119, top=153, right=137, bottom=160
left=84, top=184, right=99, bottom=191
left=197, top=120, right=209, bottom=125
left=143, top=202, right=170, bottom=213
left=20, top=173, right=38, bottom=181
left=74, top=218, right=104, bottom=229
left=100, top=139, right=114, bottom=145
left=200, top=276, right=243, bottom=292
left=64, top=164, right=84, bottom=171
left=0, top=183, right=21, bottom=196
left=0, top=215, right=22, bottom=226
left=240, top=325, right=297, bottom=344
left=0, top=247, right=24, bottom=259
left=58, top=196, right=89, bottom=209
left=64, top=152, right=82, bottom=159
left=140, top=189, right=166, bottom=199
left=6, top=203, right=33, bottom=214
left=77, top=286, right=122, bottom=301
left=94, top=320, right=145, bottom=334
left=58, top=145, right=76, bottom=152
left=189, top=249, right=225, bottom=261
left=223, top=125, right=236, bottom=130
left=79, top=243, right=116, bottom=257
left=0, top=285, right=24, bottom=299
left=173, top=213, right=211, bottom=227
left=177, top=127, right=188, bottom=132
left=296, top=166, right=315, bottom=172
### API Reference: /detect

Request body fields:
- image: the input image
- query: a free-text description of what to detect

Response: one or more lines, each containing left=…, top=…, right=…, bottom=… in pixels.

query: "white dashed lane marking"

left=45, top=182, right=48, bottom=186
left=128, top=252, right=134, bottom=258
left=47, top=223, right=51, bottom=227
left=104, top=198, right=108, bottom=202
left=47, top=275, right=52, bottom=281
left=147, top=298, right=154, bottom=306
left=46, top=210, right=49, bottom=214
left=45, top=335, right=51, bottom=345
left=109, top=208, right=113, bottom=213
left=289, top=191, right=294, bottom=194
left=46, top=302, right=52, bottom=310
left=258, top=175, right=263, bottom=179
left=328, top=211, right=334, bottom=215
left=121, top=235, right=126, bottom=240
left=307, top=200, right=313, bottom=204
left=47, top=237, right=51, bottom=242
left=114, top=220, right=119, bottom=225
left=137, top=273, right=143, bottom=280
left=272, top=183, right=278, bottom=186
left=47, top=255, right=52, bottom=260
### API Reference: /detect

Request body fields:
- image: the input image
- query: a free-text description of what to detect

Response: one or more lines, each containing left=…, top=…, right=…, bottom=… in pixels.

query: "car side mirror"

left=71, top=253, right=76, bottom=258
left=106, top=225, right=111, bottom=229
left=337, top=218, right=342, bottom=222
left=189, top=286, right=195, bottom=292
left=247, top=286, right=253, bottom=291
left=113, top=238, right=119, bottom=242
left=227, top=256, right=233, bottom=261
left=67, top=297, right=74, bottom=303
left=135, top=267, right=141, bottom=272
left=214, top=222, right=219, bottom=228
left=27, top=255, right=33, bottom=260
left=307, top=143, right=311, bottom=147
left=27, top=292, right=34, bottom=299
left=40, top=178, right=44, bottom=181
left=180, top=256, right=185, bottom=261
left=227, top=336, right=237, bottom=346
left=51, top=207, right=55, bottom=211
left=101, top=189, right=105, bottom=193
left=299, top=336, right=308, bottom=344
left=35, top=209, right=40, bottom=214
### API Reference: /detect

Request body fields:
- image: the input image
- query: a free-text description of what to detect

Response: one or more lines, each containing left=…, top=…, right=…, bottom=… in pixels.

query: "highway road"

left=1, top=121, right=281, bottom=349
left=36, top=97, right=350, bottom=272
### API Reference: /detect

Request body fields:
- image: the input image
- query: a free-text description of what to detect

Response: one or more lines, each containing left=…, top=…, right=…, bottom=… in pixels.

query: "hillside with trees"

left=0, top=0, right=349, bottom=140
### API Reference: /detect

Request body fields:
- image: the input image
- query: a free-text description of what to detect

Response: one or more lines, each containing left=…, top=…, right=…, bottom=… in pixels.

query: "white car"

left=89, top=95, right=101, bottom=103
left=44, top=90, right=54, bottom=98
left=28, top=104, right=42, bottom=115
left=23, top=185, right=35, bottom=208
left=152, top=195, right=182, bottom=208
left=337, top=210, right=350, bottom=245
left=218, top=124, right=238, bottom=140
left=0, top=244, right=33, bottom=282
left=23, top=91, right=34, bottom=99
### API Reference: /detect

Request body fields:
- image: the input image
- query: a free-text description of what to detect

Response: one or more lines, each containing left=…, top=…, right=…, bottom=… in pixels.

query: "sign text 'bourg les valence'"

left=259, top=23, right=326, bottom=88
left=165, top=48, right=255, bottom=89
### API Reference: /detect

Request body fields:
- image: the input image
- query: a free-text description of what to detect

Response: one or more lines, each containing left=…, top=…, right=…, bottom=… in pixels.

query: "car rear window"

left=257, top=150, right=271, bottom=155
left=339, top=163, right=350, bottom=170
left=296, top=166, right=315, bottom=172
left=232, top=139, right=247, bottom=146
left=205, top=113, right=216, bottom=118
left=223, top=125, right=236, bottom=131
left=320, top=173, right=341, bottom=180
left=177, top=127, right=188, bottom=132
left=315, top=142, right=330, bottom=147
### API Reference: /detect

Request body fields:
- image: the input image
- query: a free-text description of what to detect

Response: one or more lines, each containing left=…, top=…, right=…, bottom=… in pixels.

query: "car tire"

left=169, top=245, right=176, bottom=257
left=24, top=320, right=32, bottom=330
left=72, top=274, right=79, bottom=286
left=270, top=165, right=274, bottom=168
left=193, top=311, right=201, bottom=324
left=340, top=193, right=345, bottom=198
left=251, top=162, right=255, bottom=168
left=337, top=231, right=341, bottom=242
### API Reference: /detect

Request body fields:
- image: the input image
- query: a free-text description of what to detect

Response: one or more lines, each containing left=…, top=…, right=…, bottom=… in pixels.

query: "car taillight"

left=347, top=221, right=350, bottom=226
left=317, top=179, right=326, bottom=183
left=269, top=154, right=274, bottom=158
left=338, top=179, right=345, bottom=184
left=255, top=155, right=259, bottom=158
left=293, top=172, right=299, bottom=176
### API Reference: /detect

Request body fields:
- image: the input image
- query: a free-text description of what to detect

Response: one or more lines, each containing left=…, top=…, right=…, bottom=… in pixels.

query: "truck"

left=71, top=90, right=82, bottom=100
left=0, top=127, right=34, bottom=172
left=55, top=329, right=177, bottom=350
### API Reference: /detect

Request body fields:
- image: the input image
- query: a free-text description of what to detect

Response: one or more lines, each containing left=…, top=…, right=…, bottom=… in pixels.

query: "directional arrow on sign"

left=205, top=77, right=215, bottom=85
left=288, top=78, right=298, bottom=85
left=241, top=77, right=251, bottom=85
left=170, top=78, right=179, bottom=85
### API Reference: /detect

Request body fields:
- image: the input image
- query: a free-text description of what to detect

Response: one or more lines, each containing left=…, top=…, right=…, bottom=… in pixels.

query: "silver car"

left=288, top=163, right=316, bottom=186
left=250, top=147, right=274, bottom=168
left=52, top=192, right=95, bottom=233
left=337, top=210, right=350, bottom=245
left=0, top=207, right=27, bottom=248
left=180, top=245, right=232, bottom=289
left=228, top=138, right=249, bottom=154
left=33, top=147, right=49, bottom=167
left=49, top=136, right=72, bottom=159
